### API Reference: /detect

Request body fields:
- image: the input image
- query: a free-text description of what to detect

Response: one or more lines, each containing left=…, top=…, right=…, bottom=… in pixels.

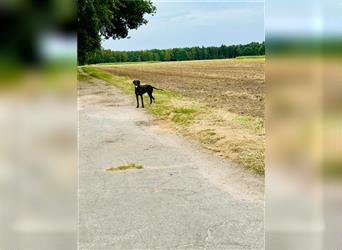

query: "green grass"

left=77, top=70, right=91, bottom=81
left=148, top=103, right=197, bottom=125
left=171, top=113, right=195, bottom=124
left=82, top=66, right=114, bottom=82
left=148, top=102, right=172, bottom=116
left=235, top=55, right=265, bottom=59
left=106, top=163, right=143, bottom=171
left=233, top=115, right=264, bottom=133
left=173, top=108, right=196, bottom=114
left=169, top=108, right=197, bottom=124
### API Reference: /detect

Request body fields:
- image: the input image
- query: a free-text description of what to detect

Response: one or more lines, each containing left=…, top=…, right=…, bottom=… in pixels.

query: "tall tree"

left=78, top=0, right=156, bottom=65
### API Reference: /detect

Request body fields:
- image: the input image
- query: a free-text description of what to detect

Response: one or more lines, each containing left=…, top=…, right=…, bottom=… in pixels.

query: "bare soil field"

left=99, top=59, right=265, bottom=118
left=83, top=58, right=265, bottom=173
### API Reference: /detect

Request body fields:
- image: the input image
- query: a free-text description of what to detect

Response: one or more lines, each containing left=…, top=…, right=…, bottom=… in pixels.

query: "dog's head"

left=132, top=80, right=140, bottom=87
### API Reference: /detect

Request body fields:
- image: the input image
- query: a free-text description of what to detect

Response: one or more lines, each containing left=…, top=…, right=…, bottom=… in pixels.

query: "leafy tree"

left=258, top=42, right=265, bottom=55
left=78, top=0, right=156, bottom=65
left=164, top=50, right=172, bottom=61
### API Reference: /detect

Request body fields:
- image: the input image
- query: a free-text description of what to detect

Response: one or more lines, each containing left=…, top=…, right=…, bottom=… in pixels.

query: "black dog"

left=133, top=80, right=163, bottom=108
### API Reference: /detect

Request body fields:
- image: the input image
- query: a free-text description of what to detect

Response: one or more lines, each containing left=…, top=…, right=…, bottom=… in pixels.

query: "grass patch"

left=82, top=66, right=114, bottom=82
left=231, top=140, right=265, bottom=174
left=173, top=108, right=196, bottom=114
left=171, top=113, right=194, bottom=124
left=198, top=129, right=223, bottom=144
left=169, top=108, right=196, bottom=124
left=148, top=102, right=196, bottom=125
left=77, top=70, right=91, bottom=81
left=148, top=103, right=172, bottom=116
left=235, top=55, right=265, bottom=59
left=233, top=115, right=264, bottom=133
left=105, top=163, right=143, bottom=171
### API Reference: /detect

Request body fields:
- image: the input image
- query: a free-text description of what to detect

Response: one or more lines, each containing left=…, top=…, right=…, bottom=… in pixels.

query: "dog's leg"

left=148, top=93, right=153, bottom=104
left=136, top=94, right=139, bottom=108
left=140, top=95, right=144, bottom=108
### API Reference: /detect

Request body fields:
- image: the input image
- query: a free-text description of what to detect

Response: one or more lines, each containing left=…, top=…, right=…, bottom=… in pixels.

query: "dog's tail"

left=152, top=86, right=164, bottom=91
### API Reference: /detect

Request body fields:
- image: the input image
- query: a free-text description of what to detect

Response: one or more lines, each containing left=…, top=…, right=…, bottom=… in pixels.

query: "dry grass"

left=82, top=58, right=265, bottom=174
left=105, top=163, right=143, bottom=171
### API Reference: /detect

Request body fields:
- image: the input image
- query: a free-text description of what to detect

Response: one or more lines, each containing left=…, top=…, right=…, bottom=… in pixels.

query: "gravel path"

left=78, top=73, right=264, bottom=249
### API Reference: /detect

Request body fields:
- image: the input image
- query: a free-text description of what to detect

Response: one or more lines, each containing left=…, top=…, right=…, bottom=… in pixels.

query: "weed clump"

left=106, top=163, right=143, bottom=172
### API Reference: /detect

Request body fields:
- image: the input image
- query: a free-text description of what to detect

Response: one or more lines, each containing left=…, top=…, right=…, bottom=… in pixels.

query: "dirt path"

left=78, top=72, right=264, bottom=249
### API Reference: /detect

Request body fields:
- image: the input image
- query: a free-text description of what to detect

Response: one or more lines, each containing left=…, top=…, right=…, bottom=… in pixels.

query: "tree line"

left=88, top=42, right=265, bottom=64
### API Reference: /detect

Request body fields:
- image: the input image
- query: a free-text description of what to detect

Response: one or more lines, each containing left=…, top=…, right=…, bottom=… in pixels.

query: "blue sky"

left=102, top=0, right=265, bottom=51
